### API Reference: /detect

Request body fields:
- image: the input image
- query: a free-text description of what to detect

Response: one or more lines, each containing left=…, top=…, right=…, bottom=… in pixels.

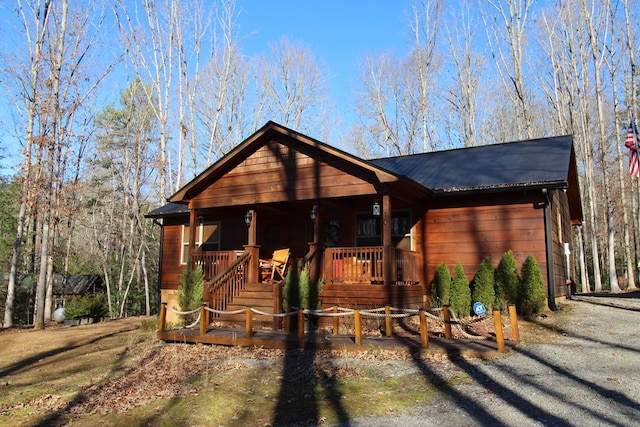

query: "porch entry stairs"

left=195, top=250, right=278, bottom=326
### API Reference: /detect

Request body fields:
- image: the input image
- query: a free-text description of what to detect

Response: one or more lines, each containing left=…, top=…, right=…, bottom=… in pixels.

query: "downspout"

left=542, top=189, right=559, bottom=310
left=153, top=218, right=164, bottom=315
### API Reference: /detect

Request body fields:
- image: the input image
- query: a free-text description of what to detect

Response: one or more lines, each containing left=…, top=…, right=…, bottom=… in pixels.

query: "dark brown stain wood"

left=191, top=142, right=379, bottom=209
left=420, top=203, right=547, bottom=285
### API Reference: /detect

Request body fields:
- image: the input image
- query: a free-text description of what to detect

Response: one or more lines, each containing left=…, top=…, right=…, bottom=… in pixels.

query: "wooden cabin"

left=146, top=121, right=582, bottom=324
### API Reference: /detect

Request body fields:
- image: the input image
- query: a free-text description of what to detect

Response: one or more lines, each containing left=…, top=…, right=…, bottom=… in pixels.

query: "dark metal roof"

left=144, top=130, right=577, bottom=218
left=370, top=135, right=574, bottom=193
left=52, top=274, right=104, bottom=295
left=144, top=202, right=190, bottom=218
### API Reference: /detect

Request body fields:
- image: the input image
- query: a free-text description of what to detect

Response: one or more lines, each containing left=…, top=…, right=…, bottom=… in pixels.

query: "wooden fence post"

left=273, top=282, right=282, bottom=331
left=443, top=305, right=452, bottom=339
left=493, top=310, right=505, bottom=352
left=354, top=310, right=362, bottom=346
left=199, top=303, right=207, bottom=336
left=385, top=305, right=392, bottom=337
left=333, top=306, right=339, bottom=335
left=297, top=308, right=305, bottom=346
left=508, top=304, right=520, bottom=341
left=419, top=308, right=428, bottom=348
left=245, top=307, right=253, bottom=338
left=159, top=302, right=167, bottom=332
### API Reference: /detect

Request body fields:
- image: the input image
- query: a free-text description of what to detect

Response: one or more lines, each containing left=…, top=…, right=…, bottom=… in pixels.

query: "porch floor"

left=157, top=326, right=516, bottom=359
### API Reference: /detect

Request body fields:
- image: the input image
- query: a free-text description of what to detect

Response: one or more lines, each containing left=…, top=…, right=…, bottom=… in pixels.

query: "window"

left=355, top=211, right=411, bottom=248
left=355, top=216, right=381, bottom=246
left=181, top=222, right=221, bottom=264
left=391, top=211, right=412, bottom=250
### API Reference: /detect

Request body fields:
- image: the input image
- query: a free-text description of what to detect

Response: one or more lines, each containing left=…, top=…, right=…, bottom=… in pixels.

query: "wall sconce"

left=244, top=210, right=253, bottom=227
left=310, top=205, right=318, bottom=221
left=372, top=200, right=381, bottom=216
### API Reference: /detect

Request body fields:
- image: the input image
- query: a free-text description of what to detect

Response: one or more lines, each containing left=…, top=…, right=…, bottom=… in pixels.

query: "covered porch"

left=191, top=242, right=426, bottom=324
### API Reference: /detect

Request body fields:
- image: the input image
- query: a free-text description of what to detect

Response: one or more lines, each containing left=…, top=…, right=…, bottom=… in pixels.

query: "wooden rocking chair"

left=259, top=248, right=290, bottom=283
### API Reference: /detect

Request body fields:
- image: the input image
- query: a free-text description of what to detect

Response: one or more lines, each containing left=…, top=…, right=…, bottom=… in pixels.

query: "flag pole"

left=630, top=107, right=640, bottom=286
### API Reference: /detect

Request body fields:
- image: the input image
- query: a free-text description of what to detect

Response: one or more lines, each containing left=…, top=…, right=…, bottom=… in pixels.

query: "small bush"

left=472, top=256, right=495, bottom=312
left=495, top=250, right=519, bottom=310
left=450, top=262, right=471, bottom=317
left=431, top=262, right=451, bottom=307
left=177, top=262, right=204, bottom=324
left=283, top=261, right=324, bottom=311
left=64, top=293, right=108, bottom=319
left=518, top=255, right=546, bottom=317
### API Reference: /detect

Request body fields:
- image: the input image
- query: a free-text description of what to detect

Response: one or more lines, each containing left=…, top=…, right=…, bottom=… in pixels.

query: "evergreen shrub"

left=177, top=261, right=204, bottom=324
left=472, top=256, right=495, bottom=312
left=450, top=262, right=471, bottom=317
left=431, top=262, right=451, bottom=307
left=495, top=249, right=519, bottom=310
left=64, top=293, right=108, bottom=319
left=518, top=255, right=546, bottom=317
left=283, top=261, right=324, bottom=311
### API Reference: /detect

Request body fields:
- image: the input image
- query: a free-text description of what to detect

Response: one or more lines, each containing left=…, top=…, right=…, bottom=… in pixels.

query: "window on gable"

left=181, top=222, right=221, bottom=264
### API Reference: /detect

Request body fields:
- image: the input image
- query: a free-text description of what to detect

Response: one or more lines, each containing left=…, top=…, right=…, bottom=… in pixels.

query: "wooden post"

left=385, top=305, right=392, bottom=337
left=273, top=280, right=282, bottom=330
left=244, top=245, right=260, bottom=284
left=493, top=310, right=505, bottom=352
left=159, top=302, right=167, bottom=332
left=297, top=308, right=305, bottom=346
left=245, top=307, right=253, bottom=338
left=509, top=304, right=520, bottom=341
left=199, top=303, right=207, bottom=336
left=443, top=305, right=452, bottom=339
left=189, top=208, right=198, bottom=264
left=354, top=309, right=362, bottom=346
left=419, top=308, right=428, bottom=348
left=333, top=306, right=339, bottom=335
left=382, top=194, right=392, bottom=288
left=247, top=209, right=256, bottom=246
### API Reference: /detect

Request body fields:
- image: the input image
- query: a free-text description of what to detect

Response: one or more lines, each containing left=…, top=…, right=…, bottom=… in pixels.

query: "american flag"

left=625, top=124, right=640, bottom=178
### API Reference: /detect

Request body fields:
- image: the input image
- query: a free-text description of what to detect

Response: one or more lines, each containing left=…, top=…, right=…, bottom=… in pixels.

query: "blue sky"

left=237, top=0, right=412, bottom=110
left=0, top=1, right=414, bottom=174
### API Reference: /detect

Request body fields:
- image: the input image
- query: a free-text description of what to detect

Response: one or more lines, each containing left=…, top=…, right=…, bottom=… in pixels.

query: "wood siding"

left=419, top=203, right=547, bottom=287
left=160, top=220, right=185, bottom=291
left=550, top=189, right=572, bottom=299
left=319, top=284, right=426, bottom=309
left=191, top=141, right=379, bottom=209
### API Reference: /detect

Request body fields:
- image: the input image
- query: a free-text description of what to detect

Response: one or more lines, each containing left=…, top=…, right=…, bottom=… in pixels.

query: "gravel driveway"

left=335, top=296, right=640, bottom=426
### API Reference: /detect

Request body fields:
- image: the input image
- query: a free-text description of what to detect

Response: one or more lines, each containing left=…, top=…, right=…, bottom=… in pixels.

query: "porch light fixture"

left=244, top=210, right=253, bottom=227
left=310, top=204, right=318, bottom=221
left=372, top=200, right=381, bottom=216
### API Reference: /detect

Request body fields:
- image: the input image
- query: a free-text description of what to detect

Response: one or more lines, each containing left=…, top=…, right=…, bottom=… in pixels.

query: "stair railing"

left=207, top=250, right=252, bottom=315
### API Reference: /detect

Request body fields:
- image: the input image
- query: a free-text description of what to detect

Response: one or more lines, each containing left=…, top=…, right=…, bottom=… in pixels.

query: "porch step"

left=212, top=282, right=278, bottom=325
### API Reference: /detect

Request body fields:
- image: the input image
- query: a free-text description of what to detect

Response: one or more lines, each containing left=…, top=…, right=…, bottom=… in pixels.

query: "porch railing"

left=324, top=246, right=421, bottom=285
left=205, top=250, right=252, bottom=314
left=393, top=248, right=421, bottom=285
left=192, top=250, right=241, bottom=281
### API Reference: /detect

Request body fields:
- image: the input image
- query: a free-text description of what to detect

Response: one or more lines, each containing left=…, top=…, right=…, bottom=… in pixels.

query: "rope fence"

left=158, top=302, right=519, bottom=352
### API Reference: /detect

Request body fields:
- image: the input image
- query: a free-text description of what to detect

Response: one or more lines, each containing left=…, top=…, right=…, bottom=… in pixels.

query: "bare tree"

left=194, top=0, right=250, bottom=166
left=2, top=0, right=114, bottom=328
left=255, top=37, right=333, bottom=137
left=352, top=0, right=442, bottom=157
left=116, top=0, right=178, bottom=201
left=482, top=0, right=536, bottom=140
left=1, top=0, right=49, bottom=328
left=443, top=2, right=484, bottom=147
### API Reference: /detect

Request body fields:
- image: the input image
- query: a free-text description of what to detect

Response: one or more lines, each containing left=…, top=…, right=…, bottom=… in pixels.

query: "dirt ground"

left=0, top=311, right=557, bottom=426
